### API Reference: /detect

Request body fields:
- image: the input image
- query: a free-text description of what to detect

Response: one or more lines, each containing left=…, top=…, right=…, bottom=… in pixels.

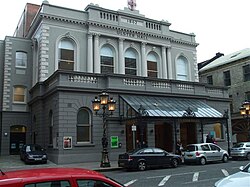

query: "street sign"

left=110, top=136, right=119, bottom=148
left=132, top=125, right=136, bottom=131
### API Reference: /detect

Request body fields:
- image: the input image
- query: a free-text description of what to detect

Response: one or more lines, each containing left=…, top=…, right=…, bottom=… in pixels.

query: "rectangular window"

left=207, top=75, right=213, bottom=85
left=101, top=56, right=114, bottom=74
left=125, top=58, right=136, bottom=75
left=58, top=49, right=74, bottom=70
left=147, top=61, right=157, bottom=78
left=77, top=126, right=90, bottom=142
left=25, top=180, right=71, bottom=187
left=13, top=86, right=26, bottom=103
left=15, top=52, right=27, bottom=68
left=223, top=70, right=231, bottom=86
left=243, top=64, right=250, bottom=82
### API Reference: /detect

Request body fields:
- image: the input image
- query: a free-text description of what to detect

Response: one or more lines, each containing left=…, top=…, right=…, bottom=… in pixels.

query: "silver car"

left=230, top=142, right=250, bottom=160
left=184, top=143, right=229, bottom=165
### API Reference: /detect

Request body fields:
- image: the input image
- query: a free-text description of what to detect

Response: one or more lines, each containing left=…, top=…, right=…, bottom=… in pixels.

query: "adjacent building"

left=199, top=48, right=250, bottom=143
left=0, top=1, right=231, bottom=164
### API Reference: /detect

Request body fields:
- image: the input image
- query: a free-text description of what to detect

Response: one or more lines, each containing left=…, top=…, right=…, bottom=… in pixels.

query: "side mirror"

left=239, top=166, right=244, bottom=171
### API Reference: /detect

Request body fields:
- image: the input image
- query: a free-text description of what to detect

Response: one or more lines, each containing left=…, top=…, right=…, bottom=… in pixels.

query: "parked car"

left=183, top=143, right=229, bottom=165
left=20, top=144, right=48, bottom=164
left=0, top=167, right=124, bottom=187
left=118, top=147, right=182, bottom=171
left=230, top=142, right=250, bottom=160
left=214, top=162, right=250, bottom=187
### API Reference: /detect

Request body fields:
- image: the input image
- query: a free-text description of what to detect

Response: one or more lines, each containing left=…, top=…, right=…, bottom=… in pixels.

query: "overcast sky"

left=0, top=0, right=249, bottom=63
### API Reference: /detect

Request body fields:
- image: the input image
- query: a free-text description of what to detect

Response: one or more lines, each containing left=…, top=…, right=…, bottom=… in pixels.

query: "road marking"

left=146, top=170, right=206, bottom=179
left=221, top=169, right=229, bottom=176
left=124, top=179, right=137, bottom=186
left=158, top=175, right=171, bottom=186
left=192, top=172, right=199, bottom=181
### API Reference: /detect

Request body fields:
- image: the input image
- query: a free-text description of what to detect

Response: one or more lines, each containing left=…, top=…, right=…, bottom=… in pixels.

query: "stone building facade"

left=199, top=48, right=250, bottom=143
left=0, top=1, right=231, bottom=164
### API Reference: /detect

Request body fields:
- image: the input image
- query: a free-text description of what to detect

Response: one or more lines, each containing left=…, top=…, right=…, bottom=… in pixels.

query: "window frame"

left=223, top=70, right=231, bottom=86
left=207, top=75, right=213, bottom=85
left=176, top=56, right=188, bottom=81
left=243, top=64, right=250, bottom=82
left=13, top=86, right=26, bottom=104
left=147, top=53, right=158, bottom=78
left=125, top=49, right=137, bottom=76
left=58, top=39, right=75, bottom=71
left=100, top=46, right=114, bottom=74
left=76, top=108, right=92, bottom=144
left=15, top=51, right=27, bottom=68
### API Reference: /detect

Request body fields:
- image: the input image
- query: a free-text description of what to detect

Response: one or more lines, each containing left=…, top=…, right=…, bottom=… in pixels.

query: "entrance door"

left=9, top=125, right=26, bottom=155
left=180, top=122, right=197, bottom=148
left=155, top=123, right=173, bottom=152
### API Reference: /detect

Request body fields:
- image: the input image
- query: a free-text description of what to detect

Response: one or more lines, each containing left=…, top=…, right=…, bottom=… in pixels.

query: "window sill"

left=74, top=143, right=95, bottom=147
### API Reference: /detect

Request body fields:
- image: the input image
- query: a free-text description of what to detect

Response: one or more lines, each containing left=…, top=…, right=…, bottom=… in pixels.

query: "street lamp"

left=92, top=91, right=116, bottom=167
left=137, top=105, right=148, bottom=147
left=239, top=100, right=250, bottom=141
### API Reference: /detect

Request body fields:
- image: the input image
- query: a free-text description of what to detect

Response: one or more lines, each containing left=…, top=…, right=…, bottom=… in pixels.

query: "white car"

left=184, top=143, right=229, bottom=165
left=214, top=162, right=250, bottom=187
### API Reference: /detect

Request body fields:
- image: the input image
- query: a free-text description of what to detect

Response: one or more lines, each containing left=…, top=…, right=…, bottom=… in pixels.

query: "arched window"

left=58, top=38, right=75, bottom=70
left=176, top=56, right=188, bottom=81
left=15, top=51, right=27, bottom=68
left=147, top=53, right=158, bottom=78
left=77, top=108, right=91, bottom=143
left=125, top=49, right=137, bottom=75
left=100, top=46, right=114, bottom=74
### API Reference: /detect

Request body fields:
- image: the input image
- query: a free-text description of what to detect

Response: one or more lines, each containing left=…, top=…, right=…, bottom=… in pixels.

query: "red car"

left=0, top=168, right=124, bottom=187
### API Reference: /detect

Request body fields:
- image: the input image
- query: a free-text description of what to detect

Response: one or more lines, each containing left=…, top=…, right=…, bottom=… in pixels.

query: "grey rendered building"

left=0, top=1, right=231, bottom=164
left=199, top=48, right=250, bottom=143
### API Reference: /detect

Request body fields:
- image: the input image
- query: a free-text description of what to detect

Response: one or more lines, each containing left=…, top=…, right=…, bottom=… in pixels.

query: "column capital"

left=119, top=37, right=125, bottom=42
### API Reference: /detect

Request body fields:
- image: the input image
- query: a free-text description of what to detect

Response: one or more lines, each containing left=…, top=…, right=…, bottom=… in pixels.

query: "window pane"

left=176, top=56, right=188, bottom=80
left=16, top=52, right=27, bottom=67
left=14, top=86, right=25, bottom=102
left=58, top=39, right=75, bottom=71
left=77, top=126, right=90, bottom=142
left=77, top=109, right=89, bottom=124
left=243, top=64, right=250, bottom=82
left=125, top=57, right=136, bottom=75
left=147, top=61, right=157, bottom=78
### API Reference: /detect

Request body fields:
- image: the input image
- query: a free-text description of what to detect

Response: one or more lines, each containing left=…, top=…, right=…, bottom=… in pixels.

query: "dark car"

left=20, top=144, right=48, bottom=164
left=118, top=147, right=182, bottom=171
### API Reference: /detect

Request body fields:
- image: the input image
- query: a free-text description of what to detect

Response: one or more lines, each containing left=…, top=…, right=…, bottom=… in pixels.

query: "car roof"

left=0, top=168, right=105, bottom=182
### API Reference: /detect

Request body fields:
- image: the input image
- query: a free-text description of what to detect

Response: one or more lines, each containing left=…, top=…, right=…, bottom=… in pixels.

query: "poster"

left=110, top=136, right=119, bottom=148
left=63, top=136, right=72, bottom=149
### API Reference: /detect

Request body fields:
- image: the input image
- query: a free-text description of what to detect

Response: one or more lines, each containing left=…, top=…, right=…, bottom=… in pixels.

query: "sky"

left=0, top=0, right=249, bottom=63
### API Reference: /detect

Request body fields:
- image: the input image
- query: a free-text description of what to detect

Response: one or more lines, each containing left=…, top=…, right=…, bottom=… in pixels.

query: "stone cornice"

left=40, top=13, right=87, bottom=25
left=88, top=21, right=198, bottom=47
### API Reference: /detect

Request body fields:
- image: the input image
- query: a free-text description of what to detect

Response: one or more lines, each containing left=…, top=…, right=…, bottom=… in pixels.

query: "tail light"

left=128, top=156, right=133, bottom=161
left=195, top=152, right=200, bottom=156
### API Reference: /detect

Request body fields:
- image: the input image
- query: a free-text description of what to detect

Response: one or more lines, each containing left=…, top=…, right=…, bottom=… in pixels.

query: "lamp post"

left=92, top=91, right=116, bottom=167
left=239, top=100, right=250, bottom=141
left=137, top=105, right=148, bottom=147
left=223, top=109, right=230, bottom=155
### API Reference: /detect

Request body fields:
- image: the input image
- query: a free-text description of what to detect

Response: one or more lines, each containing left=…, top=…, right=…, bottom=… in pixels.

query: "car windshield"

left=233, top=143, right=244, bottom=148
left=186, top=145, right=196, bottom=152
left=26, top=145, right=42, bottom=152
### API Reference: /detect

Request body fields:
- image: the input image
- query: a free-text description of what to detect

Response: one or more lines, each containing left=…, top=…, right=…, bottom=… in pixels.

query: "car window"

left=210, top=144, right=220, bottom=151
left=139, top=148, right=154, bottom=154
left=25, top=180, right=71, bottom=187
left=186, top=145, right=196, bottom=152
left=77, top=179, right=114, bottom=187
left=233, top=143, right=244, bottom=148
left=246, top=144, right=250, bottom=147
left=153, top=148, right=164, bottom=154
left=201, top=145, right=210, bottom=151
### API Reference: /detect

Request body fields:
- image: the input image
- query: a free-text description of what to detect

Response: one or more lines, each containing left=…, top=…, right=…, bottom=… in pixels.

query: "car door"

left=153, top=148, right=170, bottom=167
left=138, top=148, right=156, bottom=167
left=201, top=144, right=213, bottom=161
left=209, top=144, right=222, bottom=161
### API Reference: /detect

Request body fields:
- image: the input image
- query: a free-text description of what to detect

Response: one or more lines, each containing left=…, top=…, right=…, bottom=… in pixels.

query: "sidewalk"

left=0, top=155, right=121, bottom=172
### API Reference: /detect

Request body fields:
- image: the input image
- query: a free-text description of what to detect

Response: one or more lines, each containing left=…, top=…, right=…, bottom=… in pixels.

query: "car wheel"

left=171, top=159, right=178, bottom=168
left=137, top=161, right=146, bottom=171
left=222, top=155, right=228, bottom=163
left=246, top=153, right=250, bottom=160
left=200, top=157, right=206, bottom=165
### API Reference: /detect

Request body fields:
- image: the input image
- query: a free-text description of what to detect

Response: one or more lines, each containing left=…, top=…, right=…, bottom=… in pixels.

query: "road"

left=103, top=160, right=249, bottom=187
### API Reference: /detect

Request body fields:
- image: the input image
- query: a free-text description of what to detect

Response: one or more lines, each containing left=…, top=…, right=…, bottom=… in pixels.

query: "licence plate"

left=35, top=158, right=42, bottom=161
left=187, top=155, right=192, bottom=157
